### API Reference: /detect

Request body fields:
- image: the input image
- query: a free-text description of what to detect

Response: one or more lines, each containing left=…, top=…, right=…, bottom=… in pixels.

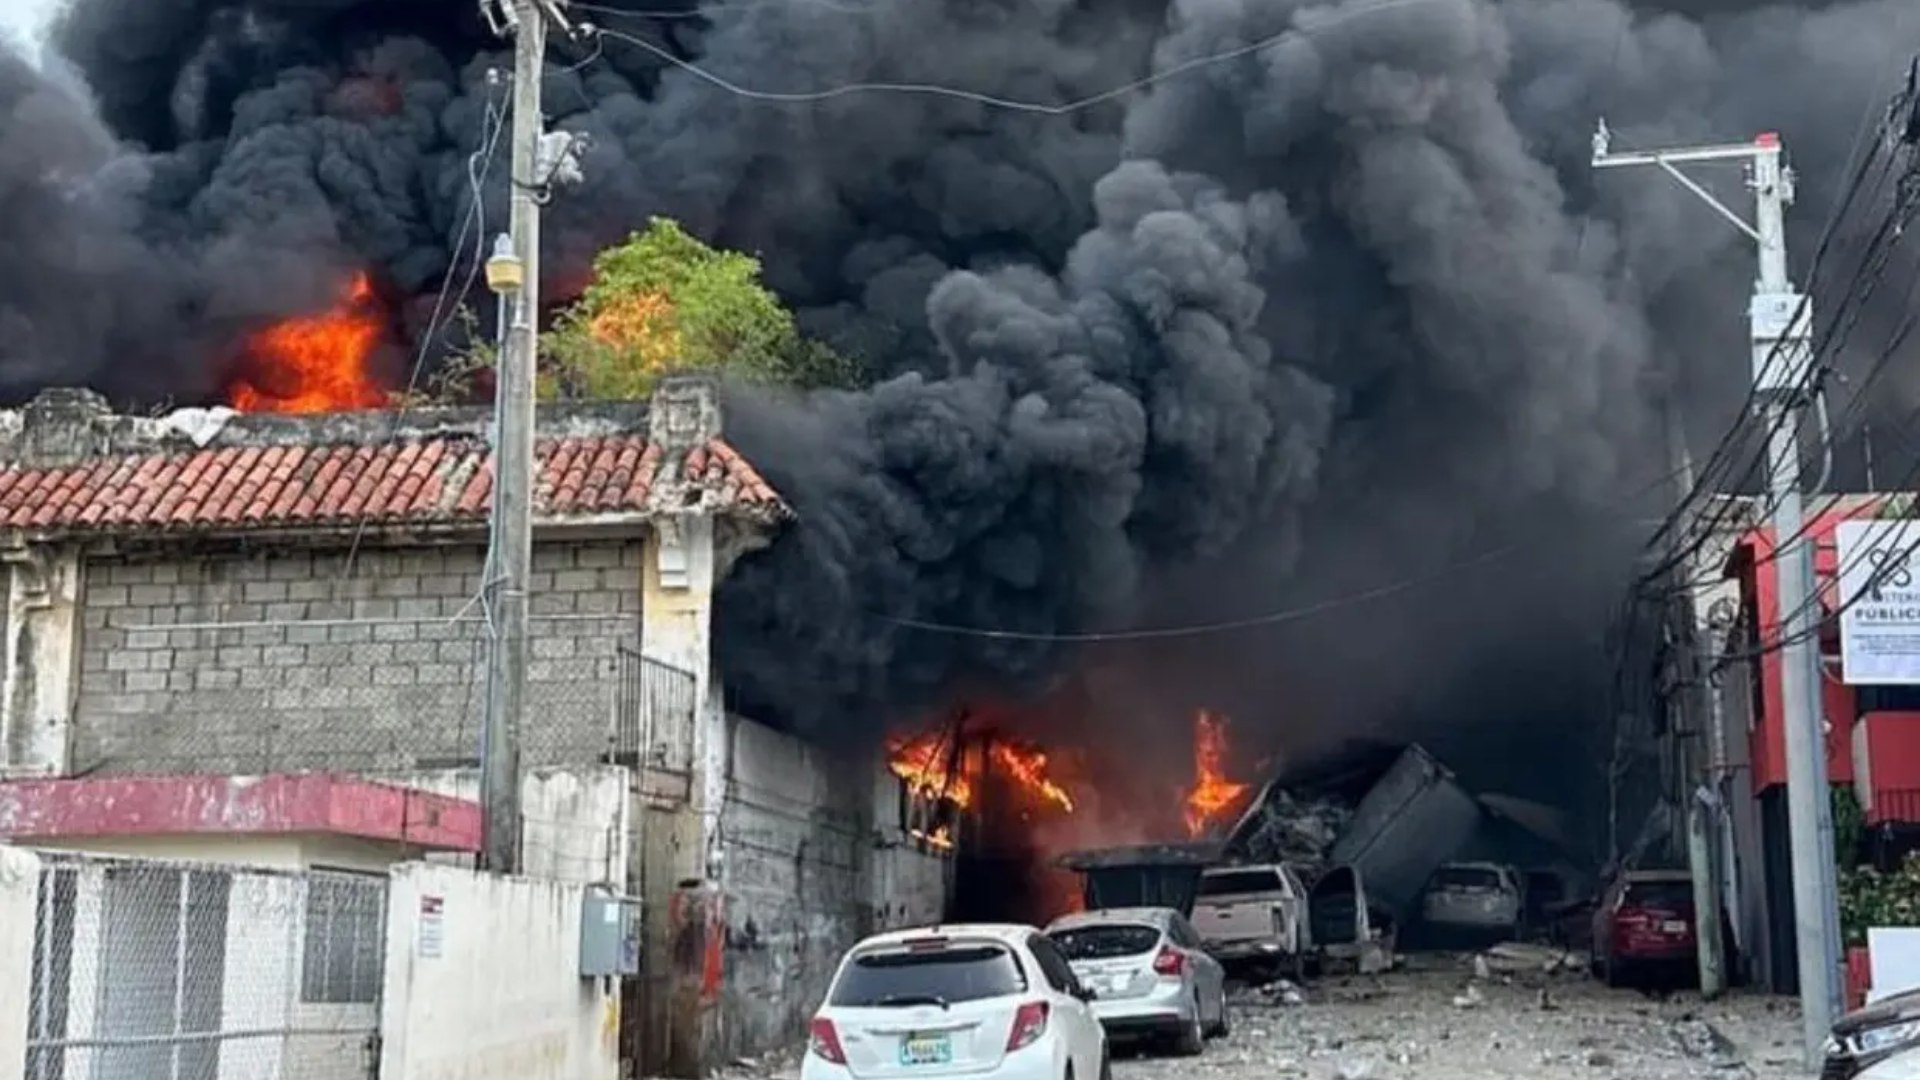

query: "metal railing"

left=26, top=853, right=388, bottom=1080
left=609, top=646, right=697, bottom=773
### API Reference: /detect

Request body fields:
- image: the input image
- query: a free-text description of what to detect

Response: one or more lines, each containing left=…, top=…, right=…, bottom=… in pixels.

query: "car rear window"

left=1198, top=870, right=1283, bottom=896
left=828, top=943, right=1028, bottom=1007
left=1050, top=925, right=1161, bottom=960
left=1433, top=867, right=1503, bottom=890
left=1624, top=881, right=1695, bottom=909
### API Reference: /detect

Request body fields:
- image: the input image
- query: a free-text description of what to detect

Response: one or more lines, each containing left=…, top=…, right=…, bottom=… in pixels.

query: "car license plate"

left=900, top=1034, right=952, bottom=1066
left=1662, top=920, right=1687, bottom=934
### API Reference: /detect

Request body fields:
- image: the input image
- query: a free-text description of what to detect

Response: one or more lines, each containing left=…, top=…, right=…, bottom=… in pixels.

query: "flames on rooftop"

left=226, top=271, right=389, bottom=414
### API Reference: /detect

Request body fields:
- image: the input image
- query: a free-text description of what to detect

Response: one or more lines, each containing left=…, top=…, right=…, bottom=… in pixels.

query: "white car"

left=1045, top=907, right=1228, bottom=1056
left=803, top=924, right=1110, bottom=1080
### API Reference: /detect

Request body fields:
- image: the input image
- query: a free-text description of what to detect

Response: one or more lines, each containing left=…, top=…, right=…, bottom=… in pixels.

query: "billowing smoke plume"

left=1, top=0, right=1916, bottom=749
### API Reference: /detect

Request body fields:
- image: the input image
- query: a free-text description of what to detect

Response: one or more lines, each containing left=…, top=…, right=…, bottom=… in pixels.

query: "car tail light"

left=1153, top=945, right=1186, bottom=977
left=1007, top=1001, right=1050, bottom=1051
left=809, top=1017, right=847, bottom=1064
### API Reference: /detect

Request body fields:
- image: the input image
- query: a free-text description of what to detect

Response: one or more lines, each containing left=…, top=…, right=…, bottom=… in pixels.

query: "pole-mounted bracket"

left=1750, top=291, right=1815, bottom=397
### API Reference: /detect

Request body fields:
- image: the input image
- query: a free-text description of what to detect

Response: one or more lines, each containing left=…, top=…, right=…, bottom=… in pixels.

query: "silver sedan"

left=1045, top=907, right=1229, bottom=1057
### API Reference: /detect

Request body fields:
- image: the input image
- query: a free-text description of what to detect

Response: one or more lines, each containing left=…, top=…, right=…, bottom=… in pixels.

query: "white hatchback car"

left=803, top=924, right=1111, bottom=1080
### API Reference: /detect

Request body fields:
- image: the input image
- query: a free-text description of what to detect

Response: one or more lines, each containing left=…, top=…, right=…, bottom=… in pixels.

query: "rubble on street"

left=1107, top=955, right=1806, bottom=1080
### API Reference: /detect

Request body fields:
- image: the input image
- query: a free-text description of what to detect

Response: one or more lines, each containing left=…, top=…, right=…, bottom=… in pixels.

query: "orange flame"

left=229, top=272, right=387, bottom=413
left=887, top=728, right=1077, bottom=816
left=1183, top=709, right=1250, bottom=837
left=992, top=743, right=1076, bottom=813
left=588, top=289, right=682, bottom=370
left=888, top=730, right=972, bottom=808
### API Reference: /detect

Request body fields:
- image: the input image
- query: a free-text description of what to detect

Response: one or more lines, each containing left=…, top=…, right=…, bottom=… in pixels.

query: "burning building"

left=0, top=0, right=1914, bottom=1061
left=883, top=698, right=1268, bottom=924
left=0, top=0, right=1911, bottom=768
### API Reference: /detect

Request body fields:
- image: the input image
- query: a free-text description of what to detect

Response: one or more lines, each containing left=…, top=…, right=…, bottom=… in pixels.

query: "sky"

left=0, top=0, right=58, bottom=50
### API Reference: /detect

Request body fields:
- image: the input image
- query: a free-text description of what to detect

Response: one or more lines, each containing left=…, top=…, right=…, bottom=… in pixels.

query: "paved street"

left=717, top=955, right=1811, bottom=1080
left=1111, top=958, right=1807, bottom=1080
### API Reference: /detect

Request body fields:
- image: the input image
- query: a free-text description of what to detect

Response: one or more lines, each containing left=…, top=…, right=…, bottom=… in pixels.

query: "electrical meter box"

left=579, top=888, right=641, bottom=978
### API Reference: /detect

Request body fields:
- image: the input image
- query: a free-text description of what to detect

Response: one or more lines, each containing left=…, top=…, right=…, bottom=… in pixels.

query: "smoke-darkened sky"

left=2, top=0, right=1918, bottom=818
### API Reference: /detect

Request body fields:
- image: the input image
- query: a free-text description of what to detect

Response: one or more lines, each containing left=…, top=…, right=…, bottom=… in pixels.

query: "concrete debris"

left=1452, top=984, right=1486, bottom=1009
left=1670, top=1017, right=1743, bottom=1069
left=157, top=406, right=236, bottom=447
left=1231, top=788, right=1353, bottom=871
left=1095, top=967, right=1803, bottom=1080
left=1481, top=941, right=1586, bottom=976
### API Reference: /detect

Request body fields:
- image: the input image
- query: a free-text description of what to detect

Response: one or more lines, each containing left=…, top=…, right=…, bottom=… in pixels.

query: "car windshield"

left=1198, top=870, right=1283, bottom=897
left=1050, top=924, right=1161, bottom=960
left=828, top=943, right=1027, bottom=1007
left=1624, top=881, right=1694, bottom=909
left=1433, top=867, right=1503, bottom=890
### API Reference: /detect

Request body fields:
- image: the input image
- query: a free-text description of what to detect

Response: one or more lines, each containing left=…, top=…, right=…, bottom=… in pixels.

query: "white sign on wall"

left=418, top=895, right=445, bottom=959
left=1836, top=519, right=1920, bottom=684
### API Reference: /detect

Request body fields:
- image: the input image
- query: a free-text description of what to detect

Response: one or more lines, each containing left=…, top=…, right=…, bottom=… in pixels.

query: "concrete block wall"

left=708, top=717, right=948, bottom=1064
left=716, top=717, right=865, bottom=1060
left=72, top=540, right=643, bottom=775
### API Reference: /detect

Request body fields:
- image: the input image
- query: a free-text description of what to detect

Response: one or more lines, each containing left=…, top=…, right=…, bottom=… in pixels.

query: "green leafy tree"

left=542, top=217, right=854, bottom=400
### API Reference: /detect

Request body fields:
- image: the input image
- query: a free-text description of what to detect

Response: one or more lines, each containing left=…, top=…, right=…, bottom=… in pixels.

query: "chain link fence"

left=26, top=853, right=388, bottom=1080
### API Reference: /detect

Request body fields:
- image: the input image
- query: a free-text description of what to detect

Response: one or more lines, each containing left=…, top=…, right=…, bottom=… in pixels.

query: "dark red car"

left=1590, top=870, right=1699, bottom=986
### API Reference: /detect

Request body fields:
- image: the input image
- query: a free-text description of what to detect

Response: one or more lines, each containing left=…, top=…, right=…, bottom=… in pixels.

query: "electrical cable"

left=1639, top=136, right=1920, bottom=599
left=1631, top=116, right=1907, bottom=573
left=590, top=0, right=1453, bottom=116
left=1627, top=137, right=1914, bottom=596
left=878, top=456, right=1714, bottom=643
left=1641, top=64, right=1920, bottom=584
left=336, top=78, right=511, bottom=582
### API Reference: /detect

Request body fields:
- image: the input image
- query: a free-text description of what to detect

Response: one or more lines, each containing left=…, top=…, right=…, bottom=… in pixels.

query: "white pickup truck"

left=1189, top=863, right=1312, bottom=975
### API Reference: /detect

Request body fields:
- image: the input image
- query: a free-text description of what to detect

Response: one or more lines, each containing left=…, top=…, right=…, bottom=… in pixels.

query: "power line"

left=337, top=77, right=511, bottom=582
left=879, top=543, right=1522, bottom=642
left=591, top=0, right=1449, bottom=115
left=880, top=453, right=1716, bottom=643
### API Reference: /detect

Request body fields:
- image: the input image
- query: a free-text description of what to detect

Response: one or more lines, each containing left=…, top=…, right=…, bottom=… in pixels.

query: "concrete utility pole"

left=478, top=0, right=585, bottom=874
left=1593, top=125, right=1842, bottom=1061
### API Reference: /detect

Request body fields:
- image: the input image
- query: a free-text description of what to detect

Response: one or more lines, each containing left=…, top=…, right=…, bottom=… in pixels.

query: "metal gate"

left=25, top=853, right=387, bottom=1080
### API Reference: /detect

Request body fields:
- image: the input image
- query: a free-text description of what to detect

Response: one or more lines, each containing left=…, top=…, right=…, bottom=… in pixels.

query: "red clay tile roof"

left=0, top=432, right=787, bottom=536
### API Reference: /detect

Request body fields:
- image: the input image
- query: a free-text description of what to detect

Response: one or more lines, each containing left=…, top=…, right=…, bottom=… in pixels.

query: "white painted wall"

left=382, top=766, right=633, bottom=884
left=379, top=863, right=619, bottom=1080
left=0, top=846, right=40, bottom=1080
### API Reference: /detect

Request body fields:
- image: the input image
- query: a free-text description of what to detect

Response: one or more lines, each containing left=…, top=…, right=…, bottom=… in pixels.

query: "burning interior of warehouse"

left=1, top=0, right=1917, bottom=939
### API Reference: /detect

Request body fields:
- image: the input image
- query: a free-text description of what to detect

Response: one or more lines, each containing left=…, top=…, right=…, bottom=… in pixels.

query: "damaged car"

left=1419, top=862, right=1523, bottom=944
left=1824, top=984, right=1920, bottom=1079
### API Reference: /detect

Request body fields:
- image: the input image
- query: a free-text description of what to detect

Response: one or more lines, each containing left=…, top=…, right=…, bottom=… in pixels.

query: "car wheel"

left=1210, top=991, right=1232, bottom=1039
left=1174, top=996, right=1206, bottom=1057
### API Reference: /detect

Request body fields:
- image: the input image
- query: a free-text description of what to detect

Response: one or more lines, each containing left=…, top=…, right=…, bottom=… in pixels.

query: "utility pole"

left=478, top=0, right=585, bottom=874
left=1594, top=126, right=1841, bottom=1060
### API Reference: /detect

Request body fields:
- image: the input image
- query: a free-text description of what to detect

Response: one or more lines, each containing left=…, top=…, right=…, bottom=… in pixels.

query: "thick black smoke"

left=2, top=0, right=1917, bottom=752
